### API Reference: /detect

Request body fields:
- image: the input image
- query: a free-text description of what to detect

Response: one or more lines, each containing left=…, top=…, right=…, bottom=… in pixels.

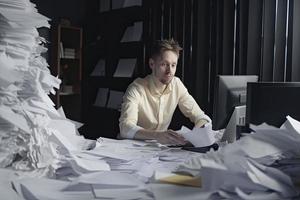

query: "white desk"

left=1, top=138, right=209, bottom=200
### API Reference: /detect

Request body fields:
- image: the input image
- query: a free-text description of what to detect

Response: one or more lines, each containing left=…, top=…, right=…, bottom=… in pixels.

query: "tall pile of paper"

left=0, top=0, right=63, bottom=176
left=176, top=116, right=300, bottom=199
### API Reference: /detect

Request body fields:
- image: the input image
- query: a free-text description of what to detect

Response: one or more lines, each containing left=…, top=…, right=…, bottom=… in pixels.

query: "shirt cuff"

left=195, top=115, right=212, bottom=127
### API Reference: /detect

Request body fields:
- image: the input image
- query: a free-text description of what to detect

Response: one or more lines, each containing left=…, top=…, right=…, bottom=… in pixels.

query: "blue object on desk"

left=181, top=143, right=219, bottom=153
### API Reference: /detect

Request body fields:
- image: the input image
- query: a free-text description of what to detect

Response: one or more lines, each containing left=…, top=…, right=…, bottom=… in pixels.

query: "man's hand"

left=155, top=129, right=187, bottom=145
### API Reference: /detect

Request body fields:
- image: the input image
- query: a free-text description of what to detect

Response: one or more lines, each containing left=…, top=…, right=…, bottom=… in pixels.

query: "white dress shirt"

left=119, top=74, right=211, bottom=139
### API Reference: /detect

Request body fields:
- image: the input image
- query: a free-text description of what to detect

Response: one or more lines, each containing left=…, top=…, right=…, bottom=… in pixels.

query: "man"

left=119, top=39, right=211, bottom=145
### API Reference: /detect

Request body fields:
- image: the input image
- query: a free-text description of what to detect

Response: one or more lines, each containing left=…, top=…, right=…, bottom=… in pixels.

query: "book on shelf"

left=64, top=48, right=76, bottom=58
left=64, top=48, right=75, bottom=52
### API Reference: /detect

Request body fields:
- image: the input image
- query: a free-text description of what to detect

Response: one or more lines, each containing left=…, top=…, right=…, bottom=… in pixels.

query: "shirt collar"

left=148, top=74, right=173, bottom=96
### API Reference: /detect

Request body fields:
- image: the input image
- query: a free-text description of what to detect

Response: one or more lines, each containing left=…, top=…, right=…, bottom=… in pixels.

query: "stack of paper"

left=0, top=0, right=60, bottom=175
left=176, top=116, right=300, bottom=199
left=0, top=0, right=100, bottom=178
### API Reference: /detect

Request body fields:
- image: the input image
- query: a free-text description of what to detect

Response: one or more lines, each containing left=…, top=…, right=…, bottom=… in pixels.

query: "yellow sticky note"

left=155, top=172, right=201, bottom=187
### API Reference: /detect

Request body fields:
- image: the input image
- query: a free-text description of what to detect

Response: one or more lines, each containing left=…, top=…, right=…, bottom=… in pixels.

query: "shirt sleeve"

left=119, top=83, right=143, bottom=139
left=177, top=79, right=211, bottom=126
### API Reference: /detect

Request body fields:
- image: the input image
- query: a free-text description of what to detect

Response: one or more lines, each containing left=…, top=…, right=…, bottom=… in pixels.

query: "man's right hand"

left=155, top=129, right=187, bottom=145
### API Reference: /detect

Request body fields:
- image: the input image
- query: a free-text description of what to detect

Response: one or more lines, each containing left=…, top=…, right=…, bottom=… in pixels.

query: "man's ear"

left=149, top=58, right=154, bottom=70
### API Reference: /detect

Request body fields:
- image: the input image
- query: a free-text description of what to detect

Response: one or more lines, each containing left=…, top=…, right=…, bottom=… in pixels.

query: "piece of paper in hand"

left=179, top=125, right=216, bottom=147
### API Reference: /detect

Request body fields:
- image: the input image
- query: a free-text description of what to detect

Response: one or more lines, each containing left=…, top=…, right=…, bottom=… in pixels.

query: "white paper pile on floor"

left=0, top=0, right=91, bottom=177
left=177, top=115, right=300, bottom=199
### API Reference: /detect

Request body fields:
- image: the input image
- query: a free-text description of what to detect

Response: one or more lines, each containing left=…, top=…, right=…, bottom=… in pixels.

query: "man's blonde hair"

left=150, top=38, right=182, bottom=58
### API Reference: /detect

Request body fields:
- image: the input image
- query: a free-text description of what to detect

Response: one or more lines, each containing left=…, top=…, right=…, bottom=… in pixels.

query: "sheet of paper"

left=235, top=187, right=282, bottom=200
left=0, top=168, right=23, bottom=200
left=90, top=59, right=105, bottom=76
left=107, top=90, right=124, bottom=110
left=68, top=154, right=110, bottom=173
left=246, top=159, right=297, bottom=197
left=93, top=88, right=109, bottom=107
left=281, top=115, right=300, bottom=137
left=121, top=21, right=143, bottom=42
left=71, top=171, right=145, bottom=187
left=123, top=0, right=142, bottom=7
left=179, top=125, right=216, bottom=147
left=113, top=58, right=136, bottom=77
left=93, top=187, right=151, bottom=200
left=0, top=106, right=31, bottom=134
left=149, top=183, right=213, bottom=200
left=12, top=178, right=94, bottom=200
left=0, top=52, right=23, bottom=87
left=47, top=119, right=86, bottom=152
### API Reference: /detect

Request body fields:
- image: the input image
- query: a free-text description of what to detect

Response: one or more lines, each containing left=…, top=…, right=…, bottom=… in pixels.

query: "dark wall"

left=31, top=0, right=86, bottom=63
left=32, top=0, right=300, bottom=133
left=32, top=0, right=86, bottom=26
left=145, top=0, right=300, bottom=117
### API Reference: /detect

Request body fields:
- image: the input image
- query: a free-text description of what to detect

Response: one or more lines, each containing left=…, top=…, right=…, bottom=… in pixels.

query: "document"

left=90, top=59, right=105, bottom=76
left=0, top=168, right=23, bottom=200
left=0, top=106, right=31, bottom=134
left=72, top=171, right=145, bottom=187
left=113, top=58, right=136, bottom=77
left=178, top=125, right=216, bottom=147
left=123, top=0, right=142, bottom=7
left=93, top=188, right=151, bottom=200
left=121, top=21, right=143, bottom=42
left=12, top=178, right=94, bottom=200
left=281, top=115, right=300, bottom=137
left=107, top=90, right=124, bottom=110
left=93, top=88, right=109, bottom=107
left=0, top=52, right=23, bottom=87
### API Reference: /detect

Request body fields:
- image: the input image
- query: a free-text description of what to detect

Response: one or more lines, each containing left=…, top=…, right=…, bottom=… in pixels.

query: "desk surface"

left=2, top=132, right=300, bottom=200
left=1, top=138, right=209, bottom=200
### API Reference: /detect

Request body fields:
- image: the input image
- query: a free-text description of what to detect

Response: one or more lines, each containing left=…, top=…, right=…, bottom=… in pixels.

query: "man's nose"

left=166, top=64, right=171, bottom=71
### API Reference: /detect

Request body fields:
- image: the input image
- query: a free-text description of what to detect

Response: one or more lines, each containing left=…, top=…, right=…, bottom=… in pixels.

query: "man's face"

left=149, top=50, right=178, bottom=85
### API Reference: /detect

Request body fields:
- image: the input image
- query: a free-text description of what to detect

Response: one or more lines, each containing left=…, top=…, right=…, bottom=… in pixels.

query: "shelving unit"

left=51, top=24, right=83, bottom=121
left=82, top=0, right=146, bottom=139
